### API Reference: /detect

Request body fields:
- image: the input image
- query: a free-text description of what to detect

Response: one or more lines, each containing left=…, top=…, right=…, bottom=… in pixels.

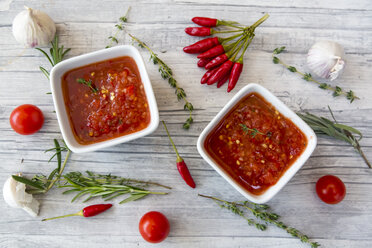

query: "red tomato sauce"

left=62, top=56, right=150, bottom=145
left=204, top=92, right=307, bottom=195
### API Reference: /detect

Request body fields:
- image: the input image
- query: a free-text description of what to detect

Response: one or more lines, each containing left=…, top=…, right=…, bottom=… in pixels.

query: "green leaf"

left=319, top=83, right=328, bottom=89
left=54, top=139, right=62, bottom=171
left=303, top=73, right=312, bottom=81
left=71, top=190, right=90, bottom=203
left=12, top=175, right=45, bottom=190
left=288, top=66, right=297, bottom=72
left=333, top=86, right=342, bottom=97
left=119, top=193, right=148, bottom=204
left=273, top=46, right=286, bottom=54
left=272, top=56, right=279, bottom=64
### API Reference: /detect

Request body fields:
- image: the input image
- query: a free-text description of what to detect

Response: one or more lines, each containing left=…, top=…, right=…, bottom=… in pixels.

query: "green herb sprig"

left=77, top=78, right=99, bottom=93
left=272, top=47, right=358, bottom=103
left=298, top=106, right=371, bottom=168
left=60, top=171, right=170, bottom=204
left=12, top=139, right=71, bottom=194
left=199, top=194, right=320, bottom=248
left=240, top=124, right=271, bottom=138
left=129, top=33, right=194, bottom=129
left=12, top=139, right=170, bottom=204
left=106, top=6, right=131, bottom=49
left=36, top=36, right=71, bottom=80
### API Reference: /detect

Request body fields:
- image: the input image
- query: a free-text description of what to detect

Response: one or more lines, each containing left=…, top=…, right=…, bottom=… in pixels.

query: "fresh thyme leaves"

left=199, top=194, right=320, bottom=248
left=240, top=124, right=269, bottom=138
left=60, top=171, right=170, bottom=204
left=298, top=106, right=371, bottom=168
left=77, top=78, right=98, bottom=93
left=272, top=47, right=358, bottom=103
left=12, top=139, right=72, bottom=194
left=129, top=33, right=194, bottom=129
left=36, top=36, right=71, bottom=80
left=106, top=6, right=131, bottom=49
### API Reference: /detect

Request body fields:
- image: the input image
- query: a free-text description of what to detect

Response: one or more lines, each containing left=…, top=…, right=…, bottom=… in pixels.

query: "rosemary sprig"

left=77, top=78, right=98, bottom=93
left=59, top=171, right=170, bottom=204
left=106, top=6, right=131, bottom=49
left=272, top=47, right=358, bottom=103
left=12, top=139, right=71, bottom=194
left=36, top=36, right=71, bottom=80
left=240, top=124, right=271, bottom=138
left=129, top=33, right=194, bottom=129
left=11, top=139, right=170, bottom=204
left=298, top=106, right=371, bottom=168
left=199, top=194, right=320, bottom=248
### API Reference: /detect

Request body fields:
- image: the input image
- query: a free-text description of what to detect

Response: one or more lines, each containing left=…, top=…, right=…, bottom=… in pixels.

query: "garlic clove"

left=12, top=6, right=56, bottom=48
left=3, top=174, right=40, bottom=217
left=306, top=40, right=345, bottom=81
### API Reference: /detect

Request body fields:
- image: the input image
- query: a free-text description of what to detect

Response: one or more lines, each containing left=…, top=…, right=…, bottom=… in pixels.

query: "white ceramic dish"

left=197, top=83, right=317, bottom=203
left=50, top=45, right=159, bottom=153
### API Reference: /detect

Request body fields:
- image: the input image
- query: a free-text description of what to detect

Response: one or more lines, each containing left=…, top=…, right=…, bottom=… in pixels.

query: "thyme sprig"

left=77, top=78, right=98, bottom=93
left=12, top=139, right=71, bottom=194
left=129, top=33, right=194, bottom=129
left=106, top=6, right=131, bottom=49
left=60, top=171, right=170, bottom=204
left=199, top=194, right=320, bottom=248
left=36, top=36, right=71, bottom=80
left=298, top=106, right=371, bottom=168
left=272, top=47, right=358, bottom=103
left=240, top=124, right=271, bottom=138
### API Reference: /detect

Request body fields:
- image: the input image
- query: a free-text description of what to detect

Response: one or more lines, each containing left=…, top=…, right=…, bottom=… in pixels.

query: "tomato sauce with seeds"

left=204, top=92, right=307, bottom=195
left=62, top=56, right=150, bottom=145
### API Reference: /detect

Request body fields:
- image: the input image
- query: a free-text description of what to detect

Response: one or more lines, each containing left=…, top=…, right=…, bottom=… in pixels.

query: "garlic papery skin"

left=12, top=6, right=56, bottom=48
left=3, top=174, right=40, bottom=217
left=306, top=41, right=345, bottom=81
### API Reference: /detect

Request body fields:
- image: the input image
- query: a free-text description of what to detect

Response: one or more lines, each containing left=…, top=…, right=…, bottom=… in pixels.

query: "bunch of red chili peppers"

left=183, top=14, right=269, bottom=92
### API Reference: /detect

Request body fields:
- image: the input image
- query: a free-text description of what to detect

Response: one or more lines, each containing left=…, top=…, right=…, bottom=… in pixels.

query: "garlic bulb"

left=306, top=41, right=345, bottom=81
left=3, top=174, right=40, bottom=217
left=12, top=6, right=56, bottom=48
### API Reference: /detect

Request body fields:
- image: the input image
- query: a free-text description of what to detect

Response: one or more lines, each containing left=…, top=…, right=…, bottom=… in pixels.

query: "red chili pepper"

left=197, top=45, right=226, bottom=59
left=207, top=60, right=234, bottom=85
left=197, top=58, right=212, bottom=67
left=162, top=121, right=196, bottom=188
left=183, top=37, right=220, bottom=54
left=185, top=27, right=212, bottom=36
left=217, top=73, right=230, bottom=88
left=201, top=67, right=219, bottom=84
left=42, top=204, right=113, bottom=221
left=205, top=53, right=229, bottom=70
left=192, top=17, right=218, bottom=27
left=227, top=62, right=243, bottom=92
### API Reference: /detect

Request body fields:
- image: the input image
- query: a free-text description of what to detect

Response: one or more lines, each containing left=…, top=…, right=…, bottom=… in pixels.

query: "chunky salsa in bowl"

left=50, top=46, right=159, bottom=153
left=197, top=84, right=317, bottom=203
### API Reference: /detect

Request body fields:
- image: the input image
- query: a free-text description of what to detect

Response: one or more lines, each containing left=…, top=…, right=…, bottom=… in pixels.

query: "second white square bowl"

left=50, top=45, right=159, bottom=153
left=197, top=83, right=317, bottom=203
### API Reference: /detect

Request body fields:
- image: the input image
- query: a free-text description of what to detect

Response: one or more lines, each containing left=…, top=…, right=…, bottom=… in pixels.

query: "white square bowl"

left=50, top=45, right=159, bottom=153
left=197, top=83, right=317, bottom=203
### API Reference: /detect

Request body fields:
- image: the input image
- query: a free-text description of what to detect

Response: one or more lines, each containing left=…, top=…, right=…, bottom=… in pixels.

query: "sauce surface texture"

left=62, top=56, right=150, bottom=145
left=204, top=92, right=307, bottom=195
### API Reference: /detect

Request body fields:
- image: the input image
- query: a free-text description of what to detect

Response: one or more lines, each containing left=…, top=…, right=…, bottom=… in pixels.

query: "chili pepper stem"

left=162, top=121, right=183, bottom=162
left=221, top=33, right=244, bottom=45
left=251, top=13, right=269, bottom=29
left=42, top=210, right=83, bottom=221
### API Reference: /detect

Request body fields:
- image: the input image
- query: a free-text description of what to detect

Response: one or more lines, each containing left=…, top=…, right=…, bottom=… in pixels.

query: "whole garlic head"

left=306, top=41, right=345, bottom=81
left=12, top=6, right=56, bottom=48
left=3, top=174, right=40, bottom=217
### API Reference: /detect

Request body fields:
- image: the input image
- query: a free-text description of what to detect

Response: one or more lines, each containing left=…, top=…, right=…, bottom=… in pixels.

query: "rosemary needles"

left=298, top=106, right=371, bottom=168
left=129, top=33, right=194, bottom=129
left=199, top=194, right=320, bottom=248
left=272, top=47, right=358, bottom=103
left=36, top=36, right=71, bottom=80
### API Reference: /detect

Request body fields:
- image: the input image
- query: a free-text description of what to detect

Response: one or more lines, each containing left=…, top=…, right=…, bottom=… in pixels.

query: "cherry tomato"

left=139, top=211, right=170, bottom=243
left=9, top=104, right=44, bottom=135
left=316, top=175, right=346, bottom=204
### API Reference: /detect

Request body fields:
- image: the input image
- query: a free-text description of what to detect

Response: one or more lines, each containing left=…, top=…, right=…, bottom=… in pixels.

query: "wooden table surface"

left=0, top=0, right=371, bottom=247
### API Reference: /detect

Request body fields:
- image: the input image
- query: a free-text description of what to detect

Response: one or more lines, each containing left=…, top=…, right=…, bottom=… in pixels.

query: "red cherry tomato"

left=139, top=211, right=170, bottom=243
left=316, top=175, right=346, bottom=204
left=9, top=104, right=44, bottom=135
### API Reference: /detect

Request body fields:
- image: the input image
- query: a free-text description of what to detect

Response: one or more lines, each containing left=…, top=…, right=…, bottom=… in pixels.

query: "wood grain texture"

left=0, top=0, right=371, bottom=247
